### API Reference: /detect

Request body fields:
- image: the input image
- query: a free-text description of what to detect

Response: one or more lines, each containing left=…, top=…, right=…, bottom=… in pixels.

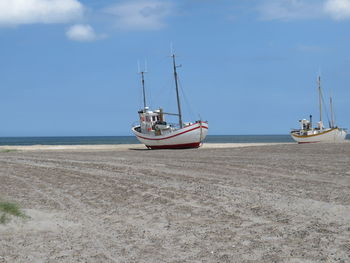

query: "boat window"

left=152, top=116, right=156, bottom=121
left=146, top=116, right=150, bottom=122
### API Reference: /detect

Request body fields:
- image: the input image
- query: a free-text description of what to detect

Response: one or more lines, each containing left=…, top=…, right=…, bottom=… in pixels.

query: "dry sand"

left=0, top=142, right=350, bottom=262
left=0, top=142, right=286, bottom=152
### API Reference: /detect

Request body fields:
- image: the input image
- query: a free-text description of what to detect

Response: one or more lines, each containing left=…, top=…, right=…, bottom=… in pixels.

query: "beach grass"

left=0, top=201, right=27, bottom=224
left=0, top=149, right=17, bottom=153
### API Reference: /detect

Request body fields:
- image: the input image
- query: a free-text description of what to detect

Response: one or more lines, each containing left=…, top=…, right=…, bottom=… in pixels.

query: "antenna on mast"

left=330, top=96, right=335, bottom=128
left=137, top=60, right=141, bottom=73
left=171, top=48, right=183, bottom=129
left=317, top=75, right=323, bottom=128
left=138, top=60, right=147, bottom=110
left=170, top=42, right=174, bottom=56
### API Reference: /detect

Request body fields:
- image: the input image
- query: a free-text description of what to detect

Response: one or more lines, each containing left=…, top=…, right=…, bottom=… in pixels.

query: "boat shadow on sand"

left=128, top=147, right=201, bottom=151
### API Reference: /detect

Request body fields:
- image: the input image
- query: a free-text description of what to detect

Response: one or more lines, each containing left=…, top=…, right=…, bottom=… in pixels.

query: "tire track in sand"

left=0, top=160, right=120, bottom=263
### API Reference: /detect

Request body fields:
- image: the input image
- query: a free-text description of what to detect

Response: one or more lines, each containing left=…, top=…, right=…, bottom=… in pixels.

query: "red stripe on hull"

left=146, top=142, right=201, bottom=149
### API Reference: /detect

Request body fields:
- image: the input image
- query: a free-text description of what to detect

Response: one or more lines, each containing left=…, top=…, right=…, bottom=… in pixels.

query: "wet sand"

left=1, top=142, right=350, bottom=262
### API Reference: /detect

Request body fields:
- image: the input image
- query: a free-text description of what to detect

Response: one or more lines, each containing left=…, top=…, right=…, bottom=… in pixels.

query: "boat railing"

left=167, top=122, right=180, bottom=129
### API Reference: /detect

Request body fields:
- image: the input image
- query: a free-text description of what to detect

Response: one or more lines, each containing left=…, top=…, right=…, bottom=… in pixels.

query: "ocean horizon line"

left=0, top=134, right=348, bottom=146
left=0, top=134, right=300, bottom=138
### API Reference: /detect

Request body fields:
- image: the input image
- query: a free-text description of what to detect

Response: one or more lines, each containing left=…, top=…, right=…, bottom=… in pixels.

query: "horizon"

left=1, top=0, right=349, bottom=137
left=0, top=134, right=308, bottom=138
left=1, top=134, right=349, bottom=139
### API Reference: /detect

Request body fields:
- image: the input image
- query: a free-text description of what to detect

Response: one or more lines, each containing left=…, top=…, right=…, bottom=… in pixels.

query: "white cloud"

left=324, top=0, right=350, bottom=20
left=258, top=0, right=350, bottom=21
left=0, top=0, right=84, bottom=26
left=66, top=24, right=100, bottom=42
left=258, top=0, right=320, bottom=21
left=104, top=0, right=173, bottom=30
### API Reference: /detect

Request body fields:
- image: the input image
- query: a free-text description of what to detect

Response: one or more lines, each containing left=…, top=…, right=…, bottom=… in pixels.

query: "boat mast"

left=317, top=76, right=322, bottom=127
left=330, top=96, right=335, bottom=128
left=172, top=54, right=183, bottom=128
left=140, top=71, right=147, bottom=109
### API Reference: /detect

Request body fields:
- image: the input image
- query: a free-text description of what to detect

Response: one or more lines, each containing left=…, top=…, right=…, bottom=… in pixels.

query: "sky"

left=0, top=0, right=350, bottom=136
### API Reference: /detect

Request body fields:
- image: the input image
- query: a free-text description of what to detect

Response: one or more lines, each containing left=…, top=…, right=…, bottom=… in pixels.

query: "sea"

left=0, top=134, right=348, bottom=146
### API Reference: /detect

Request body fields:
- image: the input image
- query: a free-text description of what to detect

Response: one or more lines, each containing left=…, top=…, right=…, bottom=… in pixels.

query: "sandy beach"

left=1, top=142, right=350, bottom=262
left=0, top=142, right=288, bottom=151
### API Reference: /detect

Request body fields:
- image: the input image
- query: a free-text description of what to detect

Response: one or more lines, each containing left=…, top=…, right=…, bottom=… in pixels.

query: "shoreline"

left=0, top=142, right=294, bottom=151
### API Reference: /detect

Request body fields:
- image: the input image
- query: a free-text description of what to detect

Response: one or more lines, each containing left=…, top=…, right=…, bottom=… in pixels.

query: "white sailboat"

left=290, top=76, right=347, bottom=143
left=132, top=53, right=208, bottom=149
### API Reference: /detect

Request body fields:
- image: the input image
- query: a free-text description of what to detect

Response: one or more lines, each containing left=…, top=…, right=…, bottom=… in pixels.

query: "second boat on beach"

left=132, top=53, right=208, bottom=149
left=290, top=76, right=347, bottom=143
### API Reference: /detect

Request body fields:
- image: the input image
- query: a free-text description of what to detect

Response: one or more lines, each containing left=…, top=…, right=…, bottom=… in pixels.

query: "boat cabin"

left=296, top=117, right=326, bottom=136
left=299, top=119, right=311, bottom=131
left=138, top=107, right=171, bottom=135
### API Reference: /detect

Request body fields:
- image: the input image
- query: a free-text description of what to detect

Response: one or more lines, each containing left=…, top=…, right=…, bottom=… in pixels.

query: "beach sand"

left=0, top=142, right=287, bottom=151
left=1, top=142, right=350, bottom=262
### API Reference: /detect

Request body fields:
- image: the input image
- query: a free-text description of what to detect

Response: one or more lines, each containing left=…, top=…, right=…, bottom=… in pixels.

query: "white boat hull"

left=132, top=122, right=208, bottom=149
left=291, top=128, right=347, bottom=143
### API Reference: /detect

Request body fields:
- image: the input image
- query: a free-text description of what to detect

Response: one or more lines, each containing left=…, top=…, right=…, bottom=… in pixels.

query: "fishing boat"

left=290, top=76, right=347, bottom=143
left=132, top=53, right=208, bottom=149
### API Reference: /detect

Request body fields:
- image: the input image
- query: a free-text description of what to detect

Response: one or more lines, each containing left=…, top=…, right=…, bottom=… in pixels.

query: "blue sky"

left=0, top=0, right=349, bottom=136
